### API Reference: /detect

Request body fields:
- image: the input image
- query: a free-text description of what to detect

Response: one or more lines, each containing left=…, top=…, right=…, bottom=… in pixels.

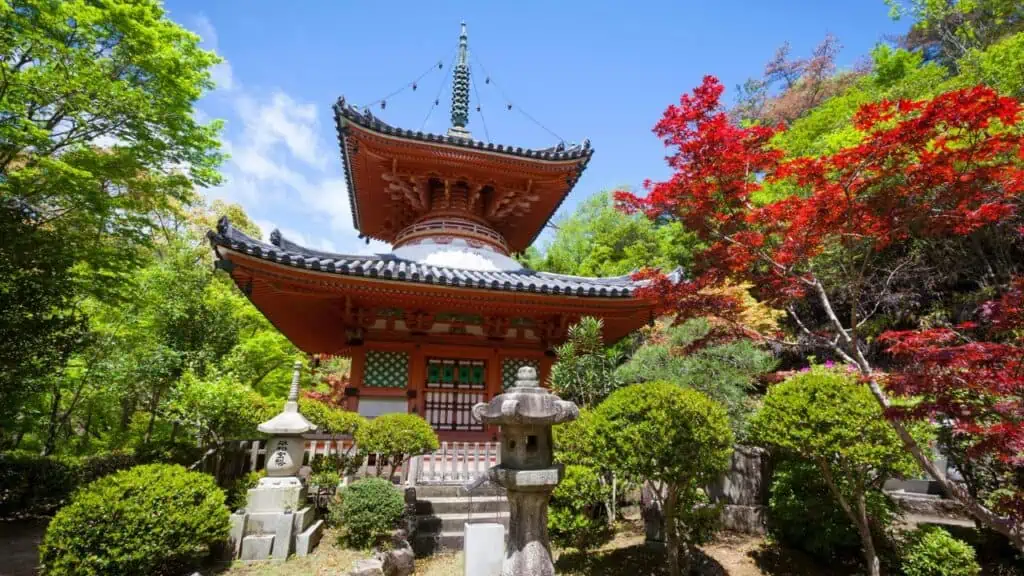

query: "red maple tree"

left=619, top=76, right=1024, bottom=549
left=881, top=278, right=1024, bottom=520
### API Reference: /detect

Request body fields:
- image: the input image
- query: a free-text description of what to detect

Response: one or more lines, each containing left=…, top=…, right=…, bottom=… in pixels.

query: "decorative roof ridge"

left=333, top=97, right=594, bottom=162
left=211, top=217, right=386, bottom=262
left=211, top=218, right=688, bottom=292
left=207, top=217, right=682, bottom=299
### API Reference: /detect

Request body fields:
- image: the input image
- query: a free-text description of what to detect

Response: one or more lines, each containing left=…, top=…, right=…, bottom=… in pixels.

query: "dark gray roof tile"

left=209, top=217, right=683, bottom=299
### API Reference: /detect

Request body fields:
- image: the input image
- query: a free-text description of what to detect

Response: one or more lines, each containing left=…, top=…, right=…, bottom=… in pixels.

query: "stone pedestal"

left=503, top=489, right=556, bottom=576
left=471, top=367, right=578, bottom=576
left=247, top=477, right=306, bottom=513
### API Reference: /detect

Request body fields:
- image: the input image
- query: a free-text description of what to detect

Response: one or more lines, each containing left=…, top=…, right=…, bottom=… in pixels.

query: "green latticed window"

left=502, top=358, right=540, bottom=390
left=426, top=358, right=486, bottom=390
left=364, top=351, right=409, bottom=388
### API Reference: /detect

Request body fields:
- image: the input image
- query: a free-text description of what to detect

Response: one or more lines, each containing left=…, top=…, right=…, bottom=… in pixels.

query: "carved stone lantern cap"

left=258, top=361, right=317, bottom=435
left=472, top=366, right=578, bottom=426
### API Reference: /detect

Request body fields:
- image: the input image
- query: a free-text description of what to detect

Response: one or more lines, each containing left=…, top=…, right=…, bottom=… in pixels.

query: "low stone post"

left=472, top=366, right=579, bottom=576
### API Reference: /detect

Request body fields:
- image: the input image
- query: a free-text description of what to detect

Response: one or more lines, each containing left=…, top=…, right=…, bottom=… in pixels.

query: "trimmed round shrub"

left=299, top=398, right=366, bottom=436
left=331, top=477, right=405, bottom=549
left=39, top=463, right=229, bottom=576
left=548, top=464, right=612, bottom=551
left=594, top=382, right=733, bottom=573
left=355, top=413, right=439, bottom=473
left=901, top=526, right=980, bottom=576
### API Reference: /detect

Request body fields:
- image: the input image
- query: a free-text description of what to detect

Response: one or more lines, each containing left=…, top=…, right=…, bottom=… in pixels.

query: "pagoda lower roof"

left=209, top=217, right=682, bottom=299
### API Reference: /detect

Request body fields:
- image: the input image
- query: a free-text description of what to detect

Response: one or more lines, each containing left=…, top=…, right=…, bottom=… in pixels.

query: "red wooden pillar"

left=408, top=344, right=425, bottom=416
left=348, top=347, right=366, bottom=413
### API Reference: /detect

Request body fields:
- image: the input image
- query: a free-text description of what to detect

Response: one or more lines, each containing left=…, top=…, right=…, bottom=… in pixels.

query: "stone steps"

left=414, top=484, right=506, bottom=498
left=412, top=485, right=509, bottom=555
left=418, top=511, right=510, bottom=534
left=415, top=496, right=508, bottom=515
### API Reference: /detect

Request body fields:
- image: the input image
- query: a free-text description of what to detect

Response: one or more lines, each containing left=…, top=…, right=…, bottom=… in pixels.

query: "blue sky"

left=166, top=0, right=907, bottom=256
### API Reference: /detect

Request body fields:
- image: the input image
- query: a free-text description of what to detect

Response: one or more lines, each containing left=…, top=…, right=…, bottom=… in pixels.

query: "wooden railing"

left=193, top=437, right=500, bottom=487
left=410, top=441, right=501, bottom=485
left=394, top=218, right=509, bottom=253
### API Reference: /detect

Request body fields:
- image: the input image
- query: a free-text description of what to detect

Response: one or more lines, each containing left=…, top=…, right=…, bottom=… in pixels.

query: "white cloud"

left=191, top=14, right=235, bottom=92
left=195, top=14, right=374, bottom=256
left=234, top=92, right=327, bottom=169
left=210, top=61, right=235, bottom=92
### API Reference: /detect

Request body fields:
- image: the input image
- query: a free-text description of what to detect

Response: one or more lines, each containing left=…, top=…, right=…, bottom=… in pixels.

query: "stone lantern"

left=229, top=361, right=324, bottom=561
left=472, top=366, right=579, bottom=576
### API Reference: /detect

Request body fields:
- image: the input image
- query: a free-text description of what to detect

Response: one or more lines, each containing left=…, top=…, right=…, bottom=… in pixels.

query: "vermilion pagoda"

left=209, top=24, right=674, bottom=441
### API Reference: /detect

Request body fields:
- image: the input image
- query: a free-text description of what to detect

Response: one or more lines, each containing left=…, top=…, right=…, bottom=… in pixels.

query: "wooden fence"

left=191, top=436, right=501, bottom=487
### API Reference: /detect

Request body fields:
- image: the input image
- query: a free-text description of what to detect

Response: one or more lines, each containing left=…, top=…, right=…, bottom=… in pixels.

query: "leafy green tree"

left=616, top=318, right=776, bottom=436
left=767, top=457, right=898, bottom=564
left=1, top=0, right=224, bottom=295
left=887, top=0, right=1024, bottom=71
left=549, top=317, right=623, bottom=409
left=167, top=373, right=273, bottom=449
left=0, top=202, right=85, bottom=448
left=355, top=413, right=438, bottom=476
left=0, top=0, right=224, bottom=452
left=749, top=367, right=927, bottom=576
left=595, top=383, right=733, bottom=576
left=528, top=191, right=697, bottom=276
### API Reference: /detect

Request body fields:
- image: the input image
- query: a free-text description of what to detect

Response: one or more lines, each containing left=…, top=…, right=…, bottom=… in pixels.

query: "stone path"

left=0, top=519, right=47, bottom=576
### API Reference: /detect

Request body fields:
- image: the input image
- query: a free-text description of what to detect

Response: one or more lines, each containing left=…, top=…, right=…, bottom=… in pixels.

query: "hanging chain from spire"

left=471, top=52, right=565, bottom=144
left=469, top=63, right=491, bottom=142
left=421, top=48, right=456, bottom=131
left=362, top=59, right=445, bottom=111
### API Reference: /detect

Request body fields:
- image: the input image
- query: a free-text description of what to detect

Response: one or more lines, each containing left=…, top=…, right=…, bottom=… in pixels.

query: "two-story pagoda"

left=209, top=24, right=675, bottom=441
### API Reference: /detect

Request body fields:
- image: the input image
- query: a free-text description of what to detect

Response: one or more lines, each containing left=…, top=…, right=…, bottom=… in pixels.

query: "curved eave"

left=211, top=241, right=640, bottom=300
left=333, top=98, right=594, bottom=252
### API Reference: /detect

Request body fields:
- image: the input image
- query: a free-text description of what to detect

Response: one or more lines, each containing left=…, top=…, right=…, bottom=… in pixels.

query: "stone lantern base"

left=227, top=477, right=324, bottom=561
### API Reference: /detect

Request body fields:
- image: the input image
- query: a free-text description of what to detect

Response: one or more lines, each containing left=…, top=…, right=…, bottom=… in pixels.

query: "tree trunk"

left=119, top=396, right=135, bottom=431
left=865, top=377, right=1024, bottom=551
left=81, top=403, right=93, bottom=450
left=855, top=491, right=881, bottom=576
left=810, top=278, right=1024, bottom=551
left=41, top=385, right=62, bottom=456
left=817, top=461, right=880, bottom=576
left=664, top=486, right=680, bottom=576
left=143, top=386, right=164, bottom=445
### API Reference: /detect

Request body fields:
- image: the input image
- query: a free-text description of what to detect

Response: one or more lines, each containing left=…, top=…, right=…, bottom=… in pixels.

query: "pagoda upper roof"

left=333, top=98, right=594, bottom=253
left=209, top=217, right=682, bottom=299
left=335, top=98, right=594, bottom=163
